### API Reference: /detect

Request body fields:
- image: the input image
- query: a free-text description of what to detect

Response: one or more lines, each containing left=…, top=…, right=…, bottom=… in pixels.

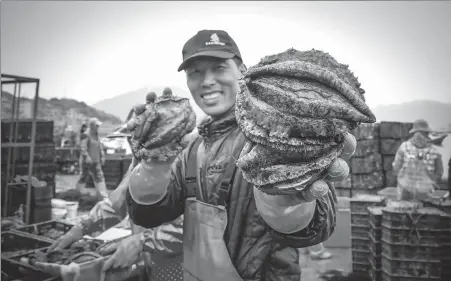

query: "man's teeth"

left=203, top=92, right=221, bottom=100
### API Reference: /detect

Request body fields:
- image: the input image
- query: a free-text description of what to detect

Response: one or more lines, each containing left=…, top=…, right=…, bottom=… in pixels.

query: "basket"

left=351, top=225, right=371, bottom=240
left=352, top=261, right=370, bottom=272
left=351, top=213, right=370, bottom=227
left=381, top=238, right=450, bottom=260
left=351, top=237, right=370, bottom=252
left=1, top=231, right=52, bottom=259
left=1, top=257, right=58, bottom=281
left=381, top=223, right=451, bottom=245
left=381, top=253, right=442, bottom=278
left=369, top=257, right=382, bottom=281
left=368, top=206, right=383, bottom=228
left=381, top=269, right=440, bottom=281
left=369, top=221, right=382, bottom=240
left=350, top=195, right=385, bottom=215
left=352, top=249, right=370, bottom=265
left=382, top=207, right=451, bottom=230
left=368, top=232, right=382, bottom=255
left=13, top=220, right=74, bottom=242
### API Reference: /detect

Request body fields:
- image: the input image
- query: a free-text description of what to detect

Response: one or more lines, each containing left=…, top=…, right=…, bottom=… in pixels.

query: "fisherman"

left=393, top=119, right=444, bottom=201
left=101, top=29, right=355, bottom=280
left=73, top=117, right=108, bottom=200
left=48, top=103, right=185, bottom=281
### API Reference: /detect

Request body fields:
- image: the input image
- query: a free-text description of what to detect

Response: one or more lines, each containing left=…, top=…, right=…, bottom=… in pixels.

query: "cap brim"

left=177, top=50, right=235, bottom=72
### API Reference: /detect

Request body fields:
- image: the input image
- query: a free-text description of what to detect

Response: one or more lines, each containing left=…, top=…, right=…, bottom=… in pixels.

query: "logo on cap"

left=205, top=33, right=225, bottom=46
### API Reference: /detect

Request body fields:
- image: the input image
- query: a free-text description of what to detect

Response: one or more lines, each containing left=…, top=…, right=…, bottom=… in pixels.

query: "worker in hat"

left=48, top=109, right=185, bottom=280
left=393, top=119, right=444, bottom=201
left=74, top=117, right=108, bottom=200
left=101, top=29, right=356, bottom=281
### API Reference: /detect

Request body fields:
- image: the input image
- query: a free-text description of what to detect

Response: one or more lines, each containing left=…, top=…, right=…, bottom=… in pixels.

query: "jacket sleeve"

left=126, top=150, right=189, bottom=229
left=79, top=136, right=90, bottom=158
left=434, top=153, right=444, bottom=183
left=267, top=182, right=337, bottom=248
left=392, top=142, right=406, bottom=175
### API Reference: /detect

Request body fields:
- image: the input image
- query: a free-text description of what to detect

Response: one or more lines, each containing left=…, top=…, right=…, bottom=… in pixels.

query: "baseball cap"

left=178, top=30, right=242, bottom=72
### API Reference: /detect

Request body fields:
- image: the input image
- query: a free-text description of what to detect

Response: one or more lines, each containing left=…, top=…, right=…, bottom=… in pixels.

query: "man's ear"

left=239, top=64, right=247, bottom=76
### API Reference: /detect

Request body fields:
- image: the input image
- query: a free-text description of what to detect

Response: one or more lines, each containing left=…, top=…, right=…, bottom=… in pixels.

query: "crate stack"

left=334, top=122, right=414, bottom=198
left=55, top=147, right=81, bottom=174
left=381, top=204, right=451, bottom=281
left=350, top=195, right=385, bottom=274
left=351, top=123, right=384, bottom=196
left=367, top=206, right=384, bottom=281
left=379, top=122, right=413, bottom=188
left=86, top=156, right=134, bottom=190
left=1, top=120, right=56, bottom=209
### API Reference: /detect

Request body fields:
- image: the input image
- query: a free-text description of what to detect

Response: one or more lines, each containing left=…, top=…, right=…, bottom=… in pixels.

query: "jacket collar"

left=197, top=107, right=237, bottom=141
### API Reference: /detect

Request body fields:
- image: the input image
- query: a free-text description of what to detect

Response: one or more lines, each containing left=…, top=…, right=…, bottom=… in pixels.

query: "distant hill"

left=92, top=85, right=206, bottom=123
left=372, top=100, right=451, bottom=132
left=1, top=91, right=123, bottom=138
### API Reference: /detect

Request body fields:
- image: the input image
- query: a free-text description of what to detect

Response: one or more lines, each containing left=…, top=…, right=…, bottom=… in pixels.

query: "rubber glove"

left=47, top=226, right=84, bottom=253
left=100, top=233, right=144, bottom=281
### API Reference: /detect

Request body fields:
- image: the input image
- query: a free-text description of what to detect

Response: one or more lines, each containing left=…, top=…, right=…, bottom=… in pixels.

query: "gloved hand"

left=88, top=198, right=117, bottom=222
left=100, top=233, right=144, bottom=281
left=296, top=132, right=356, bottom=202
left=85, top=156, right=93, bottom=165
left=47, top=225, right=84, bottom=253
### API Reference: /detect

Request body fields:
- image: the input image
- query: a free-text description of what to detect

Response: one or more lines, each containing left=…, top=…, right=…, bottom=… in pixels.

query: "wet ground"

left=56, top=174, right=353, bottom=281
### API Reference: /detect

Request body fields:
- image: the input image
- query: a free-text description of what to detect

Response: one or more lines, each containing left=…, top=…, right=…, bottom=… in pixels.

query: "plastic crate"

left=352, top=261, right=370, bottom=272
left=381, top=238, right=450, bottom=260
left=368, top=206, right=383, bottom=228
left=382, top=207, right=451, bottom=230
left=352, top=249, right=371, bottom=264
left=1, top=257, right=58, bottom=281
left=369, top=221, right=382, bottom=241
left=351, top=225, right=371, bottom=240
left=381, top=253, right=442, bottom=278
left=14, top=220, right=74, bottom=242
left=13, top=248, right=145, bottom=281
left=351, top=237, right=370, bottom=252
left=369, top=250, right=382, bottom=270
left=350, top=195, right=385, bottom=215
left=381, top=223, right=451, bottom=245
left=1, top=231, right=52, bottom=259
left=351, top=213, right=370, bottom=227
left=369, top=258, right=382, bottom=281
left=381, top=270, right=440, bottom=281
left=369, top=232, right=382, bottom=255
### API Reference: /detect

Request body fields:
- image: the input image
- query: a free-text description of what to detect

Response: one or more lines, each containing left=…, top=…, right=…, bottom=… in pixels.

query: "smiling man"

left=103, top=30, right=354, bottom=281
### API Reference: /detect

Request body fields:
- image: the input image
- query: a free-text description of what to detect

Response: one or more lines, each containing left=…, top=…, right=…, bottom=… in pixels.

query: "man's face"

left=185, top=57, right=243, bottom=118
left=90, top=123, right=99, bottom=132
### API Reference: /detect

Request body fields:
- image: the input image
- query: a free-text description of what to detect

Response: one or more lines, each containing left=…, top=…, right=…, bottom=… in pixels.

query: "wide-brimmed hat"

left=409, top=119, right=432, bottom=134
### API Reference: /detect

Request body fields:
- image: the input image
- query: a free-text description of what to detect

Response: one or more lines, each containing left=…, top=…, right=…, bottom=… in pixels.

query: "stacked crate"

left=379, top=122, right=413, bottom=187
left=333, top=122, right=414, bottom=198
left=381, top=205, right=451, bottom=281
left=1, top=120, right=56, bottom=206
left=350, top=195, right=385, bottom=274
left=367, top=207, right=384, bottom=281
left=351, top=123, right=384, bottom=197
left=86, top=156, right=133, bottom=190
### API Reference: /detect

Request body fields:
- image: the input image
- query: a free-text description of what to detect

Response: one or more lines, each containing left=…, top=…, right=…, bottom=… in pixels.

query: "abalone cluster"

left=127, top=95, right=196, bottom=162
left=236, top=48, right=376, bottom=195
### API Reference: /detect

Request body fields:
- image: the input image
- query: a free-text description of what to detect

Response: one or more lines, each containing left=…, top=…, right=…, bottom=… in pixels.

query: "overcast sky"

left=2, top=1, right=451, bottom=108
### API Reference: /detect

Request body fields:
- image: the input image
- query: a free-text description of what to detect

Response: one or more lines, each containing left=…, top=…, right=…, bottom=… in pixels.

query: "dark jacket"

left=127, top=115, right=337, bottom=281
